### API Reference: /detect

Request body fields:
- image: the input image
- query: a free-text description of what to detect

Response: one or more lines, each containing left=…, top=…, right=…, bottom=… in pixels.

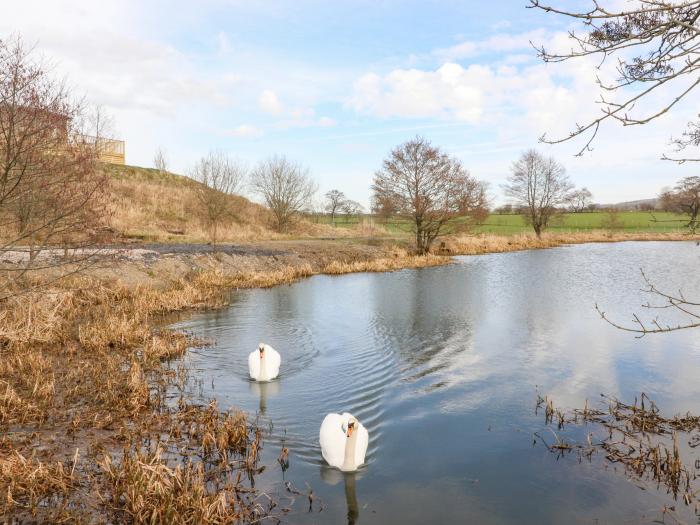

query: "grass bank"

left=443, top=231, right=699, bottom=256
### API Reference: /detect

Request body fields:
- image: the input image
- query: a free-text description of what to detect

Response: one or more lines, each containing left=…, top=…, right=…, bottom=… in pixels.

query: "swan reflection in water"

left=248, top=379, right=279, bottom=416
left=320, top=465, right=362, bottom=524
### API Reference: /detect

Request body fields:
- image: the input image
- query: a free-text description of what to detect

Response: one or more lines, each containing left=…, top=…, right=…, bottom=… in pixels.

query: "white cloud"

left=349, top=63, right=497, bottom=123
left=434, top=29, right=547, bottom=61
left=226, top=124, right=263, bottom=138
left=258, top=89, right=284, bottom=115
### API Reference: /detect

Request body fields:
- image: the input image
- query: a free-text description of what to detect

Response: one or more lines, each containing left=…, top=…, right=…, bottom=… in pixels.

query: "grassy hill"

left=104, top=163, right=321, bottom=243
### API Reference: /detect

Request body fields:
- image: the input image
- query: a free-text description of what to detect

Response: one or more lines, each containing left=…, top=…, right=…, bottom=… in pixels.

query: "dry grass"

left=444, top=231, right=700, bottom=256
left=105, top=163, right=359, bottom=243
left=0, top=451, right=76, bottom=519
left=323, top=247, right=449, bottom=274
left=100, top=401, right=269, bottom=525
left=0, top=266, right=310, bottom=523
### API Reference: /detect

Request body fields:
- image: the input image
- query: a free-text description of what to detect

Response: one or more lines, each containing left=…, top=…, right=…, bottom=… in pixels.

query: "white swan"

left=319, top=413, right=368, bottom=472
left=248, top=343, right=280, bottom=382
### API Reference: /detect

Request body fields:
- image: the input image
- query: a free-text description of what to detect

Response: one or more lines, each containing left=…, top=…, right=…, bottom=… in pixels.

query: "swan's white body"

left=319, top=413, right=368, bottom=472
left=248, top=343, right=280, bottom=382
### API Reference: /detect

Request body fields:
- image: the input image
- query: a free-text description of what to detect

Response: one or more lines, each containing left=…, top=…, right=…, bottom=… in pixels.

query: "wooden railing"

left=72, top=134, right=125, bottom=165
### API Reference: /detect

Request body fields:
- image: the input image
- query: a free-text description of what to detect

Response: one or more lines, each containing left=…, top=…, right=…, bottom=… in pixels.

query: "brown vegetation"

left=536, top=393, right=700, bottom=509
left=0, top=266, right=322, bottom=523
left=443, top=231, right=700, bottom=256
left=106, top=164, right=366, bottom=243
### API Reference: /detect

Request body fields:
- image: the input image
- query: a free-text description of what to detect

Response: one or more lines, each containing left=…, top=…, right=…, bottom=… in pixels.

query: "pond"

left=173, top=241, right=700, bottom=524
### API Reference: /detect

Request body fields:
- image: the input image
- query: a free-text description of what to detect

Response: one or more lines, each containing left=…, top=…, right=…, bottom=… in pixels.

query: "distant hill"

left=101, top=163, right=328, bottom=243
left=597, top=198, right=658, bottom=211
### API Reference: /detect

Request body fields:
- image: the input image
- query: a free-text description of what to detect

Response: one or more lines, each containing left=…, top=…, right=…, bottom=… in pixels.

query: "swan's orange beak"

left=347, top=423, right=354, bottom=437
left=259, top=349, right=264, bottom=359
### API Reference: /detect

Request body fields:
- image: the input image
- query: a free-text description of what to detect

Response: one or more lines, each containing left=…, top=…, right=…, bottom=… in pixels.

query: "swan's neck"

left=259, top=352, right=267, bottom=380
left=342, top=431, right=358, bottom=471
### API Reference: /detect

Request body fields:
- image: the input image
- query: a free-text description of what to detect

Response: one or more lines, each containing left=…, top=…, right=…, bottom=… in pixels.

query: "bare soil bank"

left=92, top=231, right=700, bottom=289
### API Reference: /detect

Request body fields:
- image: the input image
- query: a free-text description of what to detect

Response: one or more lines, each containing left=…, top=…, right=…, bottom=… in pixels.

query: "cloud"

left=349, top=63, right=498, bottom=123
left=317, top=116, right=336, bottom=127
left=226, top=124, right=263, bottom=138
left=258, top=89, right=284, bottom=115
left=434, top=29, right=547, bottom=61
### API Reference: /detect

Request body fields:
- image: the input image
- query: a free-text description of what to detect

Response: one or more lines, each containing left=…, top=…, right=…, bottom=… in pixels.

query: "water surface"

left=174, top=241, right=700, bottom=524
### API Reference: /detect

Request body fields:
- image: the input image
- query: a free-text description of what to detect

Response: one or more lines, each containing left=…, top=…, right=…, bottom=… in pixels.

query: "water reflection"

left=320, top=467, right=361, bottom=525
left=249, top=380, right=279, bottom=416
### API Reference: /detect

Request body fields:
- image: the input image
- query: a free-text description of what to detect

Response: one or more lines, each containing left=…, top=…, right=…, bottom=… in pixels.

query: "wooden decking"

left=73, top=135, right=125, bottom=165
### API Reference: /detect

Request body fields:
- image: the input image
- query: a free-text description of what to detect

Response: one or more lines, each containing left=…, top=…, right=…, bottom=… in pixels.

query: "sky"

left=3, top=0, right=698, bottom=208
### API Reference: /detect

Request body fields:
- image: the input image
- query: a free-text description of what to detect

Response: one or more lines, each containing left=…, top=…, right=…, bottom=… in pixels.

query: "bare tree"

left=153, top=147, right=168, bottom=175
left=529, top=1, right=700, bottom=162
left=0, top=36, right=109, bottom=295
left=190, top=151, right=246, bottom=243
left=658, top=176, right=700, bottom=231
left=372, top=136, right=488, bottom=254
left=324, top=189, right=347, bottom=225
left=567, top=187, right=593, bottom=213
left=371, top=192, right=398, bottom=223
left=503, top=150, right=573, bottom=238
left=250, top=155, right=317, bottom=232
left=89, top=104, right=114, bottom=143
left=341, top=199, right=364, bottom=219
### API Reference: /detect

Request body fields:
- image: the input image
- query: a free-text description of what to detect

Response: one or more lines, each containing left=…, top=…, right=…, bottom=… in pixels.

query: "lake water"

left=173, top=241, right=700, bottom=524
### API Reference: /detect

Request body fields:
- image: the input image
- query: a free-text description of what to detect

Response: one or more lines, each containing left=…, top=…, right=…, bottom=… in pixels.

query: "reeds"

left=536, top=393, right=700, bottom=505
left=323, top=247, right=449, bottom=275
left=0, top=452, right=75, bottom=518
left=445, top=231, right=700, bottom=256
left=0, top=270, right=290, bottom=523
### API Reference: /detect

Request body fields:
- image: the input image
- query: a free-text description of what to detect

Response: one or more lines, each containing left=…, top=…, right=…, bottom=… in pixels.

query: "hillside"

left=103, top=163, right=332, bottom=243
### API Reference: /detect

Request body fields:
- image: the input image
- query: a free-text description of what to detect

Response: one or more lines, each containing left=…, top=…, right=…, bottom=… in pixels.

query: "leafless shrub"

left=601, top=207, right=624, bottom=231
left=190, top=150, right=247, bottom=243
left=250, top=155, right=317, bottom=232
left=153, top=147, right=168, bottom=175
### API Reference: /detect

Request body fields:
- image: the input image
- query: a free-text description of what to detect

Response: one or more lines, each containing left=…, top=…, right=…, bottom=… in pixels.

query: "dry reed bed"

left=535, top=393, right=700, bottom=510
left=0, top=266, right=324, bottom=523
left=445, top=231, right=700, bottom=256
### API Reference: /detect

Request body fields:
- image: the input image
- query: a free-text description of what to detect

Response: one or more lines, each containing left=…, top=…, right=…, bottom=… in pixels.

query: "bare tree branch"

left=530, top=1, right=700, bottom=161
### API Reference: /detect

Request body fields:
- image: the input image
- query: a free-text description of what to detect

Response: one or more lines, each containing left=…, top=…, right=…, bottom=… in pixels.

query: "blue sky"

left=4, top=1, right=697, bottom=207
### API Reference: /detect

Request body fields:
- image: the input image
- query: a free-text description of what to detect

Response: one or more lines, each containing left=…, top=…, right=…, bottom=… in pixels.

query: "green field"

left=314, top=211, right=691, bottom=235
